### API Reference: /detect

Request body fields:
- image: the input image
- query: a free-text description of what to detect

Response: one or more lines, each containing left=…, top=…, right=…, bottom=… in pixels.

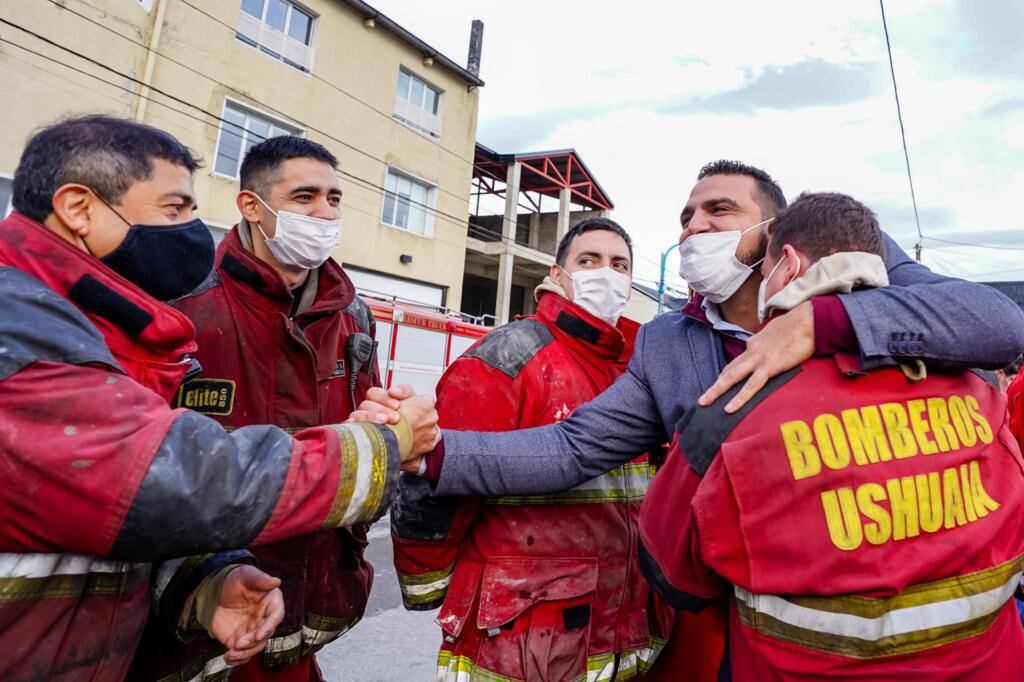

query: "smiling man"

left=153, top=136, right=385, bottom=682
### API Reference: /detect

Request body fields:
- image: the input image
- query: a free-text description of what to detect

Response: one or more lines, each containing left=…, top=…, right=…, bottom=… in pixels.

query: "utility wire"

left=0, top=35, right=521, bottom=257
left=924, top=235, right=1024, bottom=252
left=879, top=0, right=923, bottom=261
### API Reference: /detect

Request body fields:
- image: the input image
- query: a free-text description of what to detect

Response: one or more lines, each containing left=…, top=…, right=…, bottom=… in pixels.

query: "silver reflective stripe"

left=153, top=557, right=187, bottom=602
left=184, top=653, right=231, bottom=682
left=339, top=423, right=379, bottom=526
left=264, top=630, right=302, bottom=655
left=734, top=572, right=1021, bottom=641
left=402, top=574, right=452, bottom=597
left=0, top=552, right=140, bottom=578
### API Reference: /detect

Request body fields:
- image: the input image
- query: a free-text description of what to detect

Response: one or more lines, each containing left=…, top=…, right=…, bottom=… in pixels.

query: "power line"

left=53, top=0, right=478, bottom=170
left=26, top=0, right=476, bottom=210
left=1, top=8, right=605, bottom=256
left=879, top=0, right=923, bottom=261
left=0, top=34, right=519, bottom=257
left=0, top=21, right=521, bottom=247
left=924, top=236, right=1024, bottom=252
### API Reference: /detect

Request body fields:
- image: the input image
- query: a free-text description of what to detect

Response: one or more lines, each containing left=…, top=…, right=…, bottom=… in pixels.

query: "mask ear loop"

left=82, top=188, right=134, bottom=257
left=251, top=193, right=279, bottom=243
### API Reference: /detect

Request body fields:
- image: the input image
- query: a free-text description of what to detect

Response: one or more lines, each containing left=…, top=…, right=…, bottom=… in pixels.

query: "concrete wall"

left=0, top=0, right=479, bottom=307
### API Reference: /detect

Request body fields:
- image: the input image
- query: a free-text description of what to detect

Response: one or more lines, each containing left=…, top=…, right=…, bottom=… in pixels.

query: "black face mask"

left=100, top=218, right=215, bottom=301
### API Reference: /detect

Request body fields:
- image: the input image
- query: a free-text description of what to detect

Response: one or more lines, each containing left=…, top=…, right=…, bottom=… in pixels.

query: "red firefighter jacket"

left=640, top=355, right=1024, bottom=681
left=0, top=211, right=401, bottom=682
left=167, top=224, right=380, bottom=672
left=391, top=292, right=672, bottom=682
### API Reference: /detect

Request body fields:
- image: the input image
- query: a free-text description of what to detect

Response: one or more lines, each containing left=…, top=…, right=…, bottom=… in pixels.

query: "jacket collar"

left=535, top=291, right=636, bottom=364
left=0, top=211, right=196, bottom=362
left=218, top=223, right=356, bottom=317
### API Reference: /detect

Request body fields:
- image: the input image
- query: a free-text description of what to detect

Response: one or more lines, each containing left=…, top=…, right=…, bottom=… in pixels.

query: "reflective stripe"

left=181, top=653, right=231, bottom=682
left=0, top=552, right=148, bottom=603
left=403, top=574, right=452, bottom=598
left=153, top=557, right=188, bottom=602
left=0, top=553, right=138, bottom=578
left=436, top=640, right=666, bottom=682
left=399, top=564, right=455, bottom=606
left=262, top=614, right=361, bottom=666
left=323, top=423, right=390, bottom=528
left=486, top=462, right=655, bottom=506
left=735, top=563, right=1021, bottom=658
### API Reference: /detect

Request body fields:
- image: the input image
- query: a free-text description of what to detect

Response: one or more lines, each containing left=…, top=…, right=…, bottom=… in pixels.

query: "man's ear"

left=781, top=244, right=807, bottom=285
left=49, top=184, right=97, bottom=239
left=237, top=190, right=263, bottom=225
left=549, top=262, right=563, bottom=286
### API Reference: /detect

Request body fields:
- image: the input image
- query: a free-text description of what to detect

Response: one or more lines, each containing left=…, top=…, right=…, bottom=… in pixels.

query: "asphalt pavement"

left=316, top=515, right=440, bottom=681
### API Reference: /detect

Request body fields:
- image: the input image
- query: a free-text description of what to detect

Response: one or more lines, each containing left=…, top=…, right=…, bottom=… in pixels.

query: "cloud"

left=656, top=59, right=888, bottom=116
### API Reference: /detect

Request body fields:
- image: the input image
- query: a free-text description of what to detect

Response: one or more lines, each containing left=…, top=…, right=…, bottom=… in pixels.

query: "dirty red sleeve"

left=811, top=295, right=858, bottom=357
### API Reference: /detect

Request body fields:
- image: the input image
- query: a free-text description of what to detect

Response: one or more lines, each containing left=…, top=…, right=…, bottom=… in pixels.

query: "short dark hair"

left=12, top=115, right=199, bottom=223
left=555, top=217, right=633, bottom=267
left=240, top=136, right=338, bottom=198
left=697, top=159, right=787, bottom=218
left=768, top=192, right=883, bottom=261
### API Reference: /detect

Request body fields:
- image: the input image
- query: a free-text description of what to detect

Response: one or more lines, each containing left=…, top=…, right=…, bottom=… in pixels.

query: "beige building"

left=0, top=0, right=483, bottom=309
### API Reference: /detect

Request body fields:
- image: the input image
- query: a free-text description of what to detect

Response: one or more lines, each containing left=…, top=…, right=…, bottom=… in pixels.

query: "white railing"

left=236, top=12, right=314, bottom=71
left=393, top=96, right=443, bottom=138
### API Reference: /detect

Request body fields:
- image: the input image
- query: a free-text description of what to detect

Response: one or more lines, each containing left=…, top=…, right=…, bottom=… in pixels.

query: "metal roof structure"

left=336, top=0, right=485, bottom=88
left=473, top=143, right=614, bottom=211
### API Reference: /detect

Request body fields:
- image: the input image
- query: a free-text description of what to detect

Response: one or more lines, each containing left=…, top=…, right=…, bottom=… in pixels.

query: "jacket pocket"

left=477, top=557, right=599, bottom=682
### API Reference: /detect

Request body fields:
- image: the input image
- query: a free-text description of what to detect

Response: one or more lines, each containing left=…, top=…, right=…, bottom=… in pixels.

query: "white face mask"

left=563, top=266, right=632, bottom=326
left=678, top=218, right=773, bottom=303
left=254, top=195, right=342, bottom=270
left=757, top=254, right=788, bottom=324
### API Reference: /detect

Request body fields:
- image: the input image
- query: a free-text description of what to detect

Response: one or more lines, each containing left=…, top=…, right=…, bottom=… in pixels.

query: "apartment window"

left=236, top=0, right=315, bottom=72
left=0, top=176, right=12, bottom=218
left=382, top=169, right=435, bottom=236
left=393, top=69, right=443, bottom=138
left=214, top=102, right=301, bottom=178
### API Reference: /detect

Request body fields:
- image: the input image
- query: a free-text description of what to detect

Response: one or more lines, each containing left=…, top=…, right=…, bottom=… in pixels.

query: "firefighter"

left=0, top=115, right=436, bottom=681
left=640, top=193, right=1024, bottom=680
left=391, top=218, right=673, bottom=681
left=138, top=136, right=384, bottom=681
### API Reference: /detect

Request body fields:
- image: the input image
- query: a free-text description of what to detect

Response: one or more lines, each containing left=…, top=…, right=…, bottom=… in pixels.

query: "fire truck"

left=363, top=293, right=491, bottom=397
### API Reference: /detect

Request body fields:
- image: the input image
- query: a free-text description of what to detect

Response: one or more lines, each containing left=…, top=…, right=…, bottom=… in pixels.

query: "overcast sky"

left=371, top=0, right=1024, bottom=289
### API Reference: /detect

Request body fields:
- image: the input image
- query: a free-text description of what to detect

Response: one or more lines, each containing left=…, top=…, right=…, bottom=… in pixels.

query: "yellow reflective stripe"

left=436, top=652, right=522, bottom=682
left=0, top=563, right=149, bottom=603
left=734, top=558, right=1023, bottom=659
left=486, top=462, right=654, bottom=506
left=399, top=564, right=454, bottom=606
left=435, top=642, right=666, bottom=682
left=784, top=553, right=1024, bottom=617
left=322, top=423, right=391, bottom=528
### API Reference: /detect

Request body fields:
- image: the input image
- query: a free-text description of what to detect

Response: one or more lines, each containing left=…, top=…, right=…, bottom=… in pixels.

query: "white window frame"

left=212, top=98, right=303, bottom=180
left=380, top=167, right=437, bottom=238
left=393, top=68, right=444, bottom=138
left=0, top=172, right=14, bottom=219
left=235, top=0, right=318, bottom=73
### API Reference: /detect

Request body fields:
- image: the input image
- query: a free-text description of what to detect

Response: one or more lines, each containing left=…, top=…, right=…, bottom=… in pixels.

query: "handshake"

left=348, top=384, right=440, bottom=472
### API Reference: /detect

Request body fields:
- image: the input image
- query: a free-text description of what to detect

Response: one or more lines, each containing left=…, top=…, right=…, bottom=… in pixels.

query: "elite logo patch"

left=176, top=378, right=236, bottom=416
